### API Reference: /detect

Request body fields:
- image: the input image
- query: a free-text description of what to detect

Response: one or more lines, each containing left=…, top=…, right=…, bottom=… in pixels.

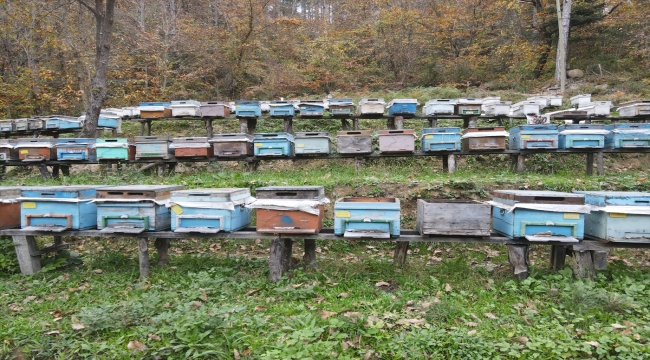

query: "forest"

left=0, top=0, right=648, bottom=118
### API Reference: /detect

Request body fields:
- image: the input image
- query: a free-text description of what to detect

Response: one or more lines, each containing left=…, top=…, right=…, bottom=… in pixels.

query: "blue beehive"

left=490, top=190, right=588, bottom=242
left=605, top=123, right=650, bottom=149
left=95, top=185, right=183, bottom=233
left=420, top=128, right=461, bottom=151
left=269, top=101, right=295, bottom=117
left=235, top=101, right=261, bottom=118
left=387, top=99, right=419, bottom=117
left=253, top=133, right=294, bottom=157
left=45, top=116, right=83, bottom=130
left=334, top=198, right=401, bottom=238
left=575, top=191, right=650, bottom=242
left=96, top=138, right=135, bottom=160
left=56, top=138, right=97, bottom=161
left=299, top=101, right=325, bottom=118
left=98, top=113, right=121, bottom=129
left=135, top=136, right=174, bottom=160
left=169, top=188, right=253, bottom=233
left=558, top=124, right=609, bottom=149
left=294, top=132, right=331, bottom=155
left=0, top=120, right=13, bottom=133
left=19, top=186, right=104, bottom=231
left=509, top=124, right=559, bottom=150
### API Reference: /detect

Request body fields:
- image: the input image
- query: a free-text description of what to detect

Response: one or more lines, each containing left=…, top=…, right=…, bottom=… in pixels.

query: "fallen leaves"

left=191, top=301, right=203, bottom=310
left=375, top=281, right=390, bottom=287
left=611, top=323, right=626, bottom=329
left=321, top=310, right=338, bottom=319
left=127, top=340, right=146, bottom=352
left=445, top=283, right=452, bottom=292
left=246, top=288, right=263, bottom=296
left=511, top=336, right=529, bottom=344
left=8, top=304, right=23, bottom=311
left=484, top=312, right=498, bottom=320
left=396, top=318, right=423, bottom=326
left=585, top=341, right=599, bottom=347
left=337, top=292, right=349, bottom=298
left=45, top=331, right=60, bottom=335
left=92, top=269, right=103, bottom=274
left=465, top=322, right=478, bottom=327
left=71, top=323, right=85, bottom=330
left=147, top=334, right=161, bottom=342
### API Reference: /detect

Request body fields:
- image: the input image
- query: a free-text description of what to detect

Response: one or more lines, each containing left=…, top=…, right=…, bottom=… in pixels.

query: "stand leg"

left=137, top=237, right=149, bottom=278
left=139, top=121, right=145, bottom=136
left=442, top=155, right=448, bottom=171
left=205, top=119, right=213, bottom=138
left=572, top=250, right=595, bottom=279
left=428, top=118, right=437, bottom=128
left=516, top=155, right=525, bottom=172
left=247, top=119, right=257, bottom=135
left=283, top=118, right=293, bottom=134
left=447, top=154, right=456, bottom=173
left=52, top=165, right=60, bottom=179
left=247, top=161, right=258, bottom=172
left=269, top=236, right=284, bottom=282
left=393, top=242, right=409, bottom=265
left=592, top=250, right=608, bottom=271
left=281, top=238, right=293, bottom=272
left=549, top=245, right=567, bottom=271
left=394, top=116, right=404, bottom=130
left=340, top=119, right=350, bottom=130
left=586, top=153, right=594, bottom=175
left=147, top=121, right=152, bottom=136
left=154, top=238, right=169, bottom=266
left=13, top=235, right=41, bottom=275
left=37, top=164, right=52, bottom=181
left=239, top=118, right=248, bottom=134
left=352, top=119, right=359, bottom=130
left=508, top=245, right=529, bottom=280
left=303, top=239, right=318, bottom=268
left=597, top=152, right=604, bottom=175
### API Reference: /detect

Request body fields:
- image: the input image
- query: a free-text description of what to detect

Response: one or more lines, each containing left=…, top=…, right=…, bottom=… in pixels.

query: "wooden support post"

left=549, top=245, right=567, bottom=271
left=394, top=116, right=404, bottom=130
left=510, top=155, right=517, bottom=172
left=283, top=118, right=293, bottom=134
left=61, top=166, right=70, bottom=177
left=597, top=152, right=604, bottom=175
left=463, top=118, right=470, bottom=129
left=247, top=119, right=257, bottom=135
left=428, top=118, right=437, bottom=128
left=154, top=238, right=169, bottom=266
left=137, top=237, right=149, bottom=278
left=247, top=161, right=258, bottom=172
left=340, top=119, right=350, bottom=130
left=508, top=245, right=529, bottom=280
left=447, top=154, right=456, bottom=173
left=572, top=250, right=595, bottom=279
left=393, top=241, right=409, bottom=265
left=12, top=235, right=41, bottom=275
left=205, top=119, right=213, bottom=138
left=586, top=153, right=594, bottom=175
left=281, top=238, right=293, bottom=272
left=167, top=163, right=177, bottom=174
left=52, top=165, right=60, bottom=179
left=303, top=239, right=318, bottom=268
left=139, top=121, right=145, bottom=136
left=269, top=236, right=284, bottom=282
left=157, top=164, right=165, bottom=176
left=239, top=118, right=248, bottom=134
left=37, top=164, right=52, bottom=181
left=442, top=155, right=449, bottom=171
left=517, top=155, right=526, bottom=173
left=54, top=236, right=64, bottom=255
left=352, top=119, right=359, bottom=130
left=355, top=156, right=365, bottom=172
left=509, top=118, right=513, bottom=127
left=146, top=121, right=152, bottom=136
left=0, top=165, right=5, bottom=181
left=592, top=250, right=608, bottom=271
left=468, top=116, right=478, bottom=128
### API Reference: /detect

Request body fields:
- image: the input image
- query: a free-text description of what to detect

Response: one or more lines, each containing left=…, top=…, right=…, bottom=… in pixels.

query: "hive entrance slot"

left=635, top=200, right=649, bottom=204
left=533, top=196, right=565, bottom=201
left=275, top=192, right=297, bottom=197
left=40, top=193, right=56, bottom=196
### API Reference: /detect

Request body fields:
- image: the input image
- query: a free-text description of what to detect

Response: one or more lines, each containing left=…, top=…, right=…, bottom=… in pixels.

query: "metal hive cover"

left=99, top=185, right=183, bottom=192
left=494, top=190, right=585, bottom=205
left=256, top=186, right=325, bottom=200
left=171, top=188, right=250, bottom=200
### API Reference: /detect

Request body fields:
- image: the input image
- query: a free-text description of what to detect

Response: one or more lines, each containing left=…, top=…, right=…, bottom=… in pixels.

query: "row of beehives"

left=0, top=115, right=120, bottom=134
left=0, top=186, right=648, bottom=243
left=100, top=97, right=650, bottom=119
left=2, top=123, right=648, bottom=162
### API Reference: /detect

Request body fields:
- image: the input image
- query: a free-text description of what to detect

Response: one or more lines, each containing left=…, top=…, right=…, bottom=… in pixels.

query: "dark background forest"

left=1, top=0, right=648, bottom=118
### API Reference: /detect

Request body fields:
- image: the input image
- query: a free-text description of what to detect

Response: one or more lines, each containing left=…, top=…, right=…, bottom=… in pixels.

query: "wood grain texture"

left=12, top=235, right=41, bottom=275
left=572, top=250, right=595, bottom=279
left=137, top=237, right=149, bottom=278
left=508, top=245, right=529, bottom=280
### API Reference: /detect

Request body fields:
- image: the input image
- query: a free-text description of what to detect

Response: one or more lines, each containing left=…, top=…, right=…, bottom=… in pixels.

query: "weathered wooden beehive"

left=20, top=186, right=104, bottom=231
left=171, top=137, right=213, bottom=158
left=139, top=102, right=172, bottom=119
left=336, top=130, right=373, bottom=155
left=387, top=99, right=419, bottom=117
left=0, top=139, right=17, bottom=161
left=509, top=124, right=559, bottom=150
left=490, top=190, right=588, bottom=242
left=269, top=101, right=296, bottom=118
left=15, top=138, right=57, bottom=162
left=378, top=129, right=415, bottom=153
left=27, top=118, right=44, bottom=131
left=328, top=99, right=355, bottom=117
left=294, top=132, right=331, bottom=155
left=0, top=187, right=21, bottom=230
left=416, top=199, right=491, bottom=236
left=576, top=191, right=650, bottom=242
left=96, top=139, right=136, bottom=160
left=200, top=102, right=231, bottom=118
left=604, top=123, right=650, bottom=149
left=135, top=136, right=174, bottom=160
left=170, top=100, right=201, bottom=117
left=95, top=185, right=183, bottom=233
left=14, top=118, right=29, bottom=132
left=577, top=101, right=612, bottom=116
left=420, top=128, right=461, bottom=151
left=482, top=101, right=512, bottom=116
left=253, top=133, right=294, bottom=157
left=0, top=119, right=14, bottom=133
left=248, top=186, right=328, bottom=234
left=460, top=127, right=507, bottom=151
left=169, top=188, right=253, bottom=233
left=299, top=101, right=325, bottom=118
left=45, top=116, right=83, bottom=130
left=570, top=94, right=591, bottom=107
left=617, top=100, right=650, bottom=117
left=357, top=98, right=385, bottom=116
left=423, top=99, right=456, bottom=116
left=210, top=133, right=254, bottom=157
left=557, top=124, right=609, bottom=149
left=455, top=98, right=482, bottom=115
left=334, top=197, right=401, bottom=238
left=56, top=138, right=97, bottom=161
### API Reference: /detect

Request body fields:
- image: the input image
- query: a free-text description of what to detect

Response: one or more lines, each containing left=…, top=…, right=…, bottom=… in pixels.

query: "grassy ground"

left=2, top=116, right=650, bottom=359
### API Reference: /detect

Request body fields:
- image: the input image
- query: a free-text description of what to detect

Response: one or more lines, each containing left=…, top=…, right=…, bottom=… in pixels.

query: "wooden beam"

left=592, top=250, right=608, bottom=271
left=269, top=236, right=283, bottom=282
left=597, top=152, right=604, bottom=175
left=549, top=245, right=567, bottom=271
left=586, top=153, right=594, bottom=175
left=154, top=238, right=169, bottom=266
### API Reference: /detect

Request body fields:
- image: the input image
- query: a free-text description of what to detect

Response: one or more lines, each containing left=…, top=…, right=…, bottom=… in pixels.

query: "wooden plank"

left=12, top=235, right=41, bottom=275
left=592, top=250, right=608, bottom=270
left=549, top=245, right=567, bottom=271
left=597, top=152, right=604, bottom=175
left=572, top=250, right=595, bottom=279
left=205, top=119, right=213, bottom=138
left=269, top=236, right=283, bottom=282
left=394, top=116, right=404, bottom=130
left=137, top=237, right=149, bottom=278
left=282, top=238, right=293, bottom=272
left=508, top=245, right=529, bottom=280
left=303, top=239, right=318, bottom=268
left=155, top=238, right=169, bottom=266
left=448, top=154, right=456, bottom=173
left=586, top=153, right=594, bottom=175
left=517, top=155, right=525, bottom=172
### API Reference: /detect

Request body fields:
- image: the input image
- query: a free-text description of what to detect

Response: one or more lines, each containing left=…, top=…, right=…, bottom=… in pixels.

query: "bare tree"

left=76, top=0, right=116, bottom=138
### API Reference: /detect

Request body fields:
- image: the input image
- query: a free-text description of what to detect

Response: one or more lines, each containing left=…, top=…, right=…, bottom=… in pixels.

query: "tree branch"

left=76, top=0, right=99, bottom=18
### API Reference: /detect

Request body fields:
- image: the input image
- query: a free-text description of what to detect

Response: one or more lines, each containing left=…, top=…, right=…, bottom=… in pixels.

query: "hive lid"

left=425, top=99, right=457, bottom=104
left=456, top=98, right=483, bottom=104
left=421, top=127, right=461, bottom=134
left=135, top=136, right=172, bottom=142
left=336, top=130, right=372, bottom=136
left=256, top=186, right=325, bottom=200
left=209, top=133, right=254, bottom=142
left=201, top=101, right=227, bottom=106
left=461, top=126, right=505, bottom=134
left=558, top=124, right=606, bottom=131
left=171, top=188, right=251, bottom=202
left=493, top=190, right=584, bottom=205
left=359, top=98, right=385, bottom=104
left=295, top=132, right=331, bottom=138
left=21, top=185, right=107, bottom=199
left=378, top=129, right=415, bottom=135
left=0, top=187, right=21, bottom=198
left=96, top=185, right=183, bottom=200
left=387, top=99, right=419, bottom=107
left=172, top=137, right=209, bottom=143
left=574, top=191, right=650, bottom=207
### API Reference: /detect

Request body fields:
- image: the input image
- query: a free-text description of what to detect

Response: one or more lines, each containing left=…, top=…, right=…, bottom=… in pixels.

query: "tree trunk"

left=554, top=0, right=572, bottom=83
left=78, top=0, right=117, bottom=138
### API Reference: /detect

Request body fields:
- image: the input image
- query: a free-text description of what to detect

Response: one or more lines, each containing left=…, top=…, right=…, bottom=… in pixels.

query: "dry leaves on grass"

left=511, top=336, right=529, bottom=344
left=127, top=340, right=146, bottom=352
left=337, top=292, right=349, bottom=298
left=375, top=281, right=390, bottom=287
left=396, top=318, right=423, bottom=326
left=191, top=301, right=203, bottom=310
left=611, top=323, right=626, bottom=329
left=484, top=312, right=498, bottom=320
left=148, top=334, right=161, bottom=342
left=71, top=323, right=85, bottom=330
left=321, top=310, right=338, bottom=319
left=585, top=341, right=599, bottom=347
left=445, top=283, right=452, bottom=292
